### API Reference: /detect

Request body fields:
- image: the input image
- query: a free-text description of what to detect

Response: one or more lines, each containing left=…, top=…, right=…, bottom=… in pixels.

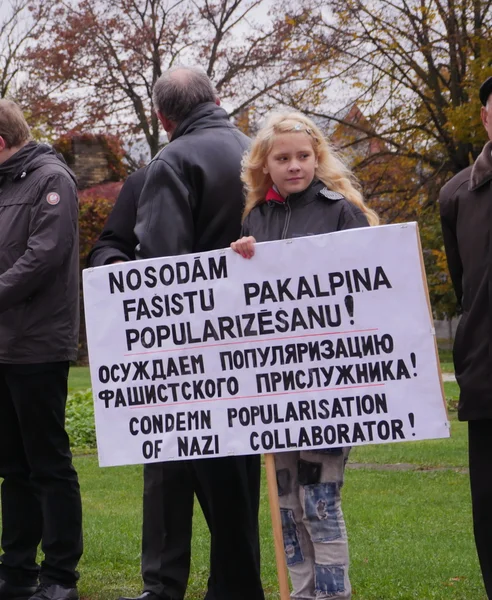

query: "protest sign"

left=83, top=222, right=449, bottom=467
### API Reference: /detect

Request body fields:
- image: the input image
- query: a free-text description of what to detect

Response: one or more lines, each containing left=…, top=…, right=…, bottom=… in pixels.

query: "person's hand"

left=231, top=236, right=256, bottom=259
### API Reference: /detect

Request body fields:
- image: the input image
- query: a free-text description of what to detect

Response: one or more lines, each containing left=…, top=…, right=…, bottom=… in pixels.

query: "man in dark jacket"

left=89, top=169, right=193, bottom=600
left=113, top=67, right=264, bottom=600
left=439, top=76, right=492, bottom=599
left=90, top=163, right=206, bottom=600
left=0, top=100, right=82, bottom=600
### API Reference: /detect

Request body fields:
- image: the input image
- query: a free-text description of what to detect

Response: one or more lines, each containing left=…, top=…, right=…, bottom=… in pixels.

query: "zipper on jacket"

left=281, top=199, right=292, bottom=239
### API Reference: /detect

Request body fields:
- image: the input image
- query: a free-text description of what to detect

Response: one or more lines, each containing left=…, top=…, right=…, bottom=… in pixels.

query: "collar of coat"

left=171, top=102, right=233, bottom=142
left=470, top=140, right=492, bottom=191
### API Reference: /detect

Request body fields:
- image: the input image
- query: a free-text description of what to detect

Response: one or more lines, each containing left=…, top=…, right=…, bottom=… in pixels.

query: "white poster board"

left=83, top=223, right=449, bottom=467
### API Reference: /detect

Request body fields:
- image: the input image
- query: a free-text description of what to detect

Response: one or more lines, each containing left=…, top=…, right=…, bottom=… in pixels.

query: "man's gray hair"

left=152, top=66, right=217, bottom=123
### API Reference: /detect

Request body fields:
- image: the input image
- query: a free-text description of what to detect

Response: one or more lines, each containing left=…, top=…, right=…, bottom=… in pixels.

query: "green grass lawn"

left=344, top=467, right=483, bottom=600
left=438, top=348, right=453, bottom=363
left=69, top=366, right=92, bottom=393
left=438, top=347, right=454, bottom=373
left=75, top=418, right=484, bottom=600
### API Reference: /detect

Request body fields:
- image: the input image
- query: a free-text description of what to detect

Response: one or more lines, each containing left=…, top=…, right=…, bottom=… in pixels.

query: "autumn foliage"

left=286, top=0, right=492, bottom=318
left=2, top=0, right=491, bottom=321
left=77, top=186, right=122, bottom=362
left=19, top=0, right=318, bottom=157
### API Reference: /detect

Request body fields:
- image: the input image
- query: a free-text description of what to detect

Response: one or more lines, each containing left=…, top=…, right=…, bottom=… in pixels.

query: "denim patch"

left=276, top=468, right=291, bottom=496
left=280, top=508, right=304, bottom=566
left=303, top=482, right=341, bottom=542
left=297, top=458, right=321, bottom=485
left=314, top=563, right=345, bottom=595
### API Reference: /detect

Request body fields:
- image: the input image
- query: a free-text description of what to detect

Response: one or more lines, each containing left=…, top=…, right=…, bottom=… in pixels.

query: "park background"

left=1, top=0, right=490, bottom=597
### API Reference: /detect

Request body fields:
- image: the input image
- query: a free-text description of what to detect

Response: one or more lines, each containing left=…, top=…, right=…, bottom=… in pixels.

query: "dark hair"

left=152, top=66, right=216, bottom=123
left=0, top=99, right=31, bottom=148
left=479, top=76, right=492, bottom=107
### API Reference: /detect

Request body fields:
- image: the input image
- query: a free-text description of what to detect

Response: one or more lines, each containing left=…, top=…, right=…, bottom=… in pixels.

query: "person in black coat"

left=90, top=66, right=264, bottom=600
left=133, top=66, right=263, bottom=600
left=89, top=169, right=202, bottom=600
left=439, top=76, right=492, bottom=599
left=0, top=99, right=82, bottom=600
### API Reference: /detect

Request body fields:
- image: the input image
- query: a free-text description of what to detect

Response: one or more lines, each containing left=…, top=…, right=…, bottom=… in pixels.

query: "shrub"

left=78, top=189, right=122, bottom=363
left=66, top=389, right=97, bottom=451
left=446, top=397, right=458, bottom=412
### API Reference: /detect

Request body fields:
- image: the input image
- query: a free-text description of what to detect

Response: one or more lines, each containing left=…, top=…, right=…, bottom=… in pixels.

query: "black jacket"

left=88, top=168, right=145, bottom=266
left=0, top=141, right=79, bottom=363
left=242, top=180, right=369, bottom=241
left=439, top=141, right=492, bottom=421
left=135, top=102, right=250, bottom=258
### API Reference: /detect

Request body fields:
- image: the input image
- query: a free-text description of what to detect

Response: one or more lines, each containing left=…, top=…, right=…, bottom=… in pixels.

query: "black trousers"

left=0, top=362, right=83, bottom=586
left=142, top=455, right=264, bottom=600
left=469, top=420, right=492, bottom=599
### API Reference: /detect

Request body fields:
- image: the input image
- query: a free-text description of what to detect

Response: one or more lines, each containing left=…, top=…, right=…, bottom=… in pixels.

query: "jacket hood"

left=469, top=140, right=492, bottom=191
left=0, top=141, right=77, bottom=186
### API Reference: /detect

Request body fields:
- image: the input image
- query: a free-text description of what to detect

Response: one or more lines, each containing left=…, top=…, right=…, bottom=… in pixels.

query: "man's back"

left=119, top=67, right=265, bottom=600
left=439, top=144, right=492, bottom=421
left=135, top=102, right=249, bottom=259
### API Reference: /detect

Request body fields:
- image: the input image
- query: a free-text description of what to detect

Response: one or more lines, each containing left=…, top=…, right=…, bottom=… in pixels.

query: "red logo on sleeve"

left=46, top=192, right=60, bottom=205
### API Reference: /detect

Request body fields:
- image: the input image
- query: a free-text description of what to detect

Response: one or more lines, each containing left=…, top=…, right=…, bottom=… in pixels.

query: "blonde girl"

left=232, top=112, right=378, bottom=600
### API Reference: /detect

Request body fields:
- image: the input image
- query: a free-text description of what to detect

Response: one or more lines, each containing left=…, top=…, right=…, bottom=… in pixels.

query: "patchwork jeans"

left=275, top=449, right=351, bottom=600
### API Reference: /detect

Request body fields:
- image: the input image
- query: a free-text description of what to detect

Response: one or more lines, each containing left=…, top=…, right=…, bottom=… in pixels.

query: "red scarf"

left=265, top=186, right=285, bottom=203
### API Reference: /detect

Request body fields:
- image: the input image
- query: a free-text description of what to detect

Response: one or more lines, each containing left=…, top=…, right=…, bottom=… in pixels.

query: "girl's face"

left=263, top=131, right=317, bottom=198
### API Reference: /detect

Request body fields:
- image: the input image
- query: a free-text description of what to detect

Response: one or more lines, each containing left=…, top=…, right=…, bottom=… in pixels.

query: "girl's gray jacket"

left=0, top=142, right=79, bottom=364
left=241, top=180, right=369, bottom=241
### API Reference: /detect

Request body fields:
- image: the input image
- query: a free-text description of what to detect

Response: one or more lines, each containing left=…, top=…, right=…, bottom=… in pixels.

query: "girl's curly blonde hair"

left=241, top=111, right=379, bottom=226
